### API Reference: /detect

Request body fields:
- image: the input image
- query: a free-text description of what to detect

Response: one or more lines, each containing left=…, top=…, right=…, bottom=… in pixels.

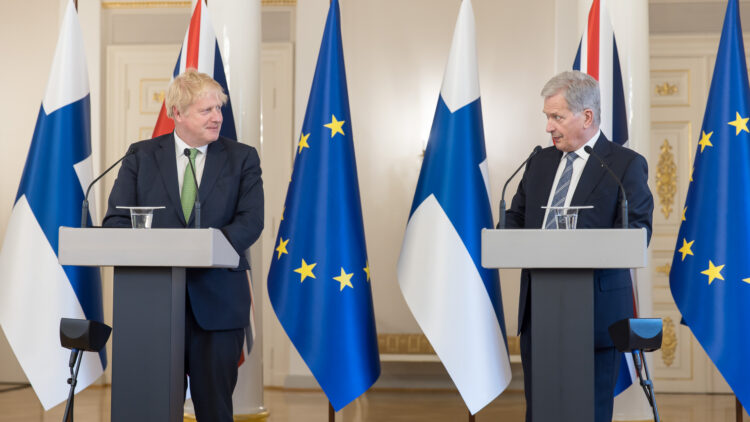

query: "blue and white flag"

left=397, top=0, right=512, bottom=414
left=670, top=0, right=750, bottom=409
left=0, top=0, right=105, bottom=410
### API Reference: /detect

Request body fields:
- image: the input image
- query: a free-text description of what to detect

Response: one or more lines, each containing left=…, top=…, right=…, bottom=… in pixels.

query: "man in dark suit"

left=504, top=71, right=653, bottom=422
left=103, top=69, right=263, bottom=421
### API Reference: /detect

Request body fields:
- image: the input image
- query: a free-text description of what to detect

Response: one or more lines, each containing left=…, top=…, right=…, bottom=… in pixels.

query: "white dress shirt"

left=541, top=130, right=601, bottom=228
left=174, top=132, right=208, bottom=193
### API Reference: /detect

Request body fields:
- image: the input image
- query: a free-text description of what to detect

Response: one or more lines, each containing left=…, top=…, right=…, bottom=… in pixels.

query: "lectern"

left=481, top=228, right=647, bottom=422
left=58, top=227, right=239, bottom=422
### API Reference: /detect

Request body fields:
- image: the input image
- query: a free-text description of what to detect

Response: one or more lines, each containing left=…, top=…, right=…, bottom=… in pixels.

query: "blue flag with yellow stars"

left=266, top=0, right=380, bottom=411
left=670, top=0, right=750, bottom=408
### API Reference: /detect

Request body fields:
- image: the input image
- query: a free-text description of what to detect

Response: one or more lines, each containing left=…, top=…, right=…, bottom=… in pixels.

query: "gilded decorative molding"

left=378, top=334, right=435, bottom=354
left=377, top=334, right=520, bottom=355
left=656, top=139, right=677, bottom=219
left=103, top=0, right=296, bottom=9
left=262, top=0, right=297, bottom=5
left=656, top=263, right=671, bottom=275
left=185, top=412, right=269, bottom=422
left=655, top=81, right=679, bottom=96
left=102, top=1, right=191, bottom=9
left=661, top=317, right=677, bottom=367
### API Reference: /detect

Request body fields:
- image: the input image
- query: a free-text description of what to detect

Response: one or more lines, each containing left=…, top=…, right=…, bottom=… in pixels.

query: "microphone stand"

left=81, top=147, right=135, bottom=228
left=62, top=348, right=83, bottom=422
left=632, top=350, right=660, bottom=422
left=584, top=145, right=629, bottom=229
left=498, top=146, right=541, bottom=229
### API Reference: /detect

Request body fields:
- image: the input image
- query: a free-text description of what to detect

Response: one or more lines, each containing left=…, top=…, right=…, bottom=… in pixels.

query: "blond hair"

left=165, top=69, right=227, bottom=118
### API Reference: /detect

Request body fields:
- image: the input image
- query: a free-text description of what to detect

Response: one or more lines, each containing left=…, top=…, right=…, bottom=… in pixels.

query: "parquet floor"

left=0, top=383, right=746, bottom=421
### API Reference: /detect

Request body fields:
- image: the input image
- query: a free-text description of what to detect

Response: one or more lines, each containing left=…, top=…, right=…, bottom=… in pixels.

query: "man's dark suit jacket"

left=505, top=133, right=653, bottom=348
left=102, top=133, right=264, bottom=331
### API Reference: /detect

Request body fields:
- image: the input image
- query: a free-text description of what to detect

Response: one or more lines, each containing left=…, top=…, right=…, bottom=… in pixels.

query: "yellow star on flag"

left=324, top=114, right=346, bottom=138
left=728, top=112, right=750, bottom=135
left=333, top=267, right=354, bottom=291
left=281, top=206, right=285, bottom=222
left=701, top=260, right=725, bottom=285
left=678, top=239, right=694, bottom=261
left=690, top=167, right=694, bottom=182
left=297, top=133, right=310, bottom=154
left=682, top=207, right=687, bottom=222
left=294, top=259, right=317, bottom=283
left=275, top=237, right=289, bottom=260
left=363, top=261, right=371, bottom=282
left=743, top=277, right=750, bottom=284
left=698, top=131, right=713, bottom=153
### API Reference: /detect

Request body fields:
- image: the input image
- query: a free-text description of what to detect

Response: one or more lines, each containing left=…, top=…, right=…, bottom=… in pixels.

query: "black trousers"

left=184, top=296, right=245, bottom=422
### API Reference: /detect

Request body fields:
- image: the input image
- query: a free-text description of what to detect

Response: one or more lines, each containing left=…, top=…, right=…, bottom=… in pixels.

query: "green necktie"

left=181, top=148, right=199, bottom=221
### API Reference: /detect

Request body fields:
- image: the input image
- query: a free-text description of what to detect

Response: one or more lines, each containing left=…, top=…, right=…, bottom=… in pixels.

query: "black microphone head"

left=183, top=148, right=191, bottom=158
left=584, top=145, right=593, bottom=154
left=532, top=145, right=542, bottom=154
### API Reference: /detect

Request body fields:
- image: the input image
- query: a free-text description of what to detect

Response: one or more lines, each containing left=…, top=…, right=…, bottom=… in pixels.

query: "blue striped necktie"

left=544, top=151, right=578, bottom=229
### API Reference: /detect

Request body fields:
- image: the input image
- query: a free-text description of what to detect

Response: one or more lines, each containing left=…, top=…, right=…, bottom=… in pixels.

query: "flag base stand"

left=737, top=396, right=745, bottom=422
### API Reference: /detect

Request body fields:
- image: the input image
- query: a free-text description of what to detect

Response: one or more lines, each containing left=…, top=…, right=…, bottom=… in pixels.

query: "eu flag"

left=267, top=0, right=380, bottom=411
left=670, top=0, right=750, bottom=408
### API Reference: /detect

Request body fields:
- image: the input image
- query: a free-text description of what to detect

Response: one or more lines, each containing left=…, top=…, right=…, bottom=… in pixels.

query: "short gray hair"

left=541, top=71, right=600, bottom=126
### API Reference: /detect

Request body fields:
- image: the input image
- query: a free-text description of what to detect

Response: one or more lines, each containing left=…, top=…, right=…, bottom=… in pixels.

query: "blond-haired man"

left=103, top=69, right=263, bottom=421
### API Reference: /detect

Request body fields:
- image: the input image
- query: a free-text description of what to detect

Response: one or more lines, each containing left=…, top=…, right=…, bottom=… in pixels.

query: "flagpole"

left=468, top=408, right=475, bottom=422
left=737, top=396, right=743, bottom=422
left=328, top=401, right=335, bottom=422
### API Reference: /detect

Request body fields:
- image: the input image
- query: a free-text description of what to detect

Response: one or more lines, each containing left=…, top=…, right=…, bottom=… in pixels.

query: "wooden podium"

left=58, top=227, right=239, bottom=422
left=481, top=228, right=647, bottom=422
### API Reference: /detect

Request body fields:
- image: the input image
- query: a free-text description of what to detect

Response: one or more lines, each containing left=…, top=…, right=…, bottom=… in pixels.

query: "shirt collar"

left=174, top=131, right=208, bottom=158
left=567, top=129, right=601, bottom=161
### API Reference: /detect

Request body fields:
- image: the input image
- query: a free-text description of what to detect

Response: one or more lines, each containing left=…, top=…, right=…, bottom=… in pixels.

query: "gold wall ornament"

left=655, top=82, right=679, bottom=96
left=656, top=263, right=671, bottom=275
left=378, top=334, right=435, bottom=354
left=661, top=317, right=677, bottom=367
left=152, top=91, right=165, bottom=104
left=656, top=139, right=677, bottom=219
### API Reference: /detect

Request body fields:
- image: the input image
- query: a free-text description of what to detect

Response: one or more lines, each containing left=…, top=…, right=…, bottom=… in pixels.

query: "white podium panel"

left=481, top=228, right=647, bottom=269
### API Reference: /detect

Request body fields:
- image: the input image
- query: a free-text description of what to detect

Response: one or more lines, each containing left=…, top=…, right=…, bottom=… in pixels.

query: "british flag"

left=573, top=0, right=636, bottom=396
left=154, top=0, right=254, bottom=362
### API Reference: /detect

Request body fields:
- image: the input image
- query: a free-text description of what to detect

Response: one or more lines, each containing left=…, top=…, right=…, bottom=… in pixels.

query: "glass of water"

left=116, top=206, right=165, bottom=229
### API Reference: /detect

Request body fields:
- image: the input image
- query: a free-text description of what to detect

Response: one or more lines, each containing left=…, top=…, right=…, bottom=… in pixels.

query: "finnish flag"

left=0, top=0, right=105, bottom=410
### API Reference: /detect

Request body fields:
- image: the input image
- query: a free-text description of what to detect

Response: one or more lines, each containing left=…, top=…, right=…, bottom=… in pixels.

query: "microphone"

left=584, top=145, right=629, bottom=229
left=498, top=146, right=542, bottom=229
left=81, top=145, right=136, bottom=228
left=183, top=148, right=201, bottom=229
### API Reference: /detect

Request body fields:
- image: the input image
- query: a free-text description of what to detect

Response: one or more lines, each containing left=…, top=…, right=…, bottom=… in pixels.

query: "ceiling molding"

left=101, top=0, right=296, bottom=9
left=102, top=1, right=190, bottom=9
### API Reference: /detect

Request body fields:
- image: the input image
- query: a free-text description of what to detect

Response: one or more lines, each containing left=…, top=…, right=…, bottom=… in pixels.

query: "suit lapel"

left=154, top=134, right=186, bottom=225
left=198, top=138, right=227, bottom=207
left=571, top=133, right=611, bottom=206
left=531, top=148, right=563, bottom=228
